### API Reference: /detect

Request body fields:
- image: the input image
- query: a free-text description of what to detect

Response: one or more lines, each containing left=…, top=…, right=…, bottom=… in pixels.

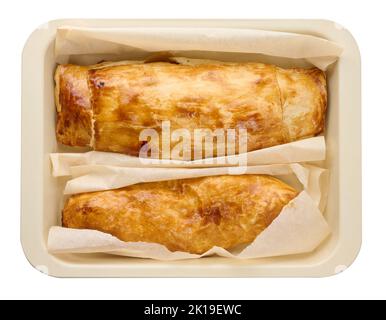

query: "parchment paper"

left=51, top=136, right=325, bottom=177
left=55, top=26, right=343, bottom=70
left=48, top=164, right=330, bottom=260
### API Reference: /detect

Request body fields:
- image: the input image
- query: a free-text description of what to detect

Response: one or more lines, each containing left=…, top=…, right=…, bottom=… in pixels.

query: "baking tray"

left=21, top=19, right=361, bottom=277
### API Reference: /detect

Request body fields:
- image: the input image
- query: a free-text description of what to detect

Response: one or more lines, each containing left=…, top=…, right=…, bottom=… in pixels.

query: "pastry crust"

left=276, top=67, right=327, bottom=141
left=55, top=64, right=93, bottom=147
left=55, top=60, right=326, bottom=158
left=62, top=175, right=298, bottom=254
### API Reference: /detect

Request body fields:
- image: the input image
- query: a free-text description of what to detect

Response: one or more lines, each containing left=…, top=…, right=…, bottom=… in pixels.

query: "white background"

left=0, top=0, right=382, bottom=300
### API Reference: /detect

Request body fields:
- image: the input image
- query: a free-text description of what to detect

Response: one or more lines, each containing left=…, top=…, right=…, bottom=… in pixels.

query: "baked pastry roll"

left=55, top=60, right=326, bottom=158
left=62, top=175, right=298, bottom=254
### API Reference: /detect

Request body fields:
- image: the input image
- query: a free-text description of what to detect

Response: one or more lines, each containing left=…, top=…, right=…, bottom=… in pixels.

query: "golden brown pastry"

left=62, top=175, right=298, bottom=254
left=55, top=60, right=326, bottom=158
left=55, top=64, right=92, bottom=146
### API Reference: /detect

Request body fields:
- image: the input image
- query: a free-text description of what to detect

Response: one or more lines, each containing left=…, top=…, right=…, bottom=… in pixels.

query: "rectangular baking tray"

left=21, top=19, right=361, bottom=277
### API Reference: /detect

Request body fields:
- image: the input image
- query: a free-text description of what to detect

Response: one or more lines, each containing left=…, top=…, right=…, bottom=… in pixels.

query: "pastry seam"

left=87, top=69, right=95, bottom=148
left=274, top=67, right=290, bottom=143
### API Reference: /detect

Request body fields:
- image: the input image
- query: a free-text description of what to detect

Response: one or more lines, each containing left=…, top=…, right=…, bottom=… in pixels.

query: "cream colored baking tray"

left=21, top=19, right=361, bottom=277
